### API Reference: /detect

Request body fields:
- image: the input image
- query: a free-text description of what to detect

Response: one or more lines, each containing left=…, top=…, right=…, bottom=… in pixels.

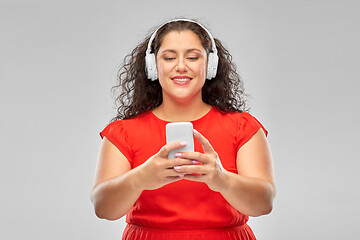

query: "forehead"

left=159, top=30, right=205, bottom=52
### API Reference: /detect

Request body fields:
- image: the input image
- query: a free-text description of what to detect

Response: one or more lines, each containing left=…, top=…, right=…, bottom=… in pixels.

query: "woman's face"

left=156, top=30, right=207, bottom=104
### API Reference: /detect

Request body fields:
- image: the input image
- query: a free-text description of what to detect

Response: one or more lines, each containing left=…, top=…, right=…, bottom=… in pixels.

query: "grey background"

left=1, top=0, right=359, bottom=239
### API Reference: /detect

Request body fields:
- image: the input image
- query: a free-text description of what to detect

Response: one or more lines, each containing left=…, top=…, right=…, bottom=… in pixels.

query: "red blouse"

left=100, top=107, right=267, bottom=240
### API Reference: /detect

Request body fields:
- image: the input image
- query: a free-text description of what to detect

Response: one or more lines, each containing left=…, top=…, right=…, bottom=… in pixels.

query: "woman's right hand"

left=135, top=141, right=196, bottom=190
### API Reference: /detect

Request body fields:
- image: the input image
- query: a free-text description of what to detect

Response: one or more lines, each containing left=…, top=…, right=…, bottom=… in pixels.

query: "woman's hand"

left=173, top=128, right=275, bottom=216
left=135, top=141, right=198, bottom=191
left=172, top=129, right=228, bottom=192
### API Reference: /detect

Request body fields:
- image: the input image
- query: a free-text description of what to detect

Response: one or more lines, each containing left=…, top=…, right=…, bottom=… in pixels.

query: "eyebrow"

left=160, top=48, right=203, bottom=54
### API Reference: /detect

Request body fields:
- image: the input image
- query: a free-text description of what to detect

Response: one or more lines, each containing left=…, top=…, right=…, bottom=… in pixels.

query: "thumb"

left=158, top=141, right=187, bottom=158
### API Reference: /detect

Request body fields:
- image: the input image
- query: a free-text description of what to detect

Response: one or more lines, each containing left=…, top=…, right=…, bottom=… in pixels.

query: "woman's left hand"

left=173, top=129, right=228, bottom=192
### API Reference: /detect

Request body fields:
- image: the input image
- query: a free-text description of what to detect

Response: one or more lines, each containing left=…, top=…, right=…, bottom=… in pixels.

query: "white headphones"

left=145, top=19, right=219, bottom=81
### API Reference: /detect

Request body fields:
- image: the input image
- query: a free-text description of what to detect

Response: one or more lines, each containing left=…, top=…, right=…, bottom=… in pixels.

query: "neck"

left=153, top=97, right=212, bottom=122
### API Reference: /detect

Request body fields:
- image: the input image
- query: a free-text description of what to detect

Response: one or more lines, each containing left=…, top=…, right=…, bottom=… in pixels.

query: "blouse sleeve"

left=236, top=112, right=268, bottom=151
left=100, top=121, right=133, bottom=165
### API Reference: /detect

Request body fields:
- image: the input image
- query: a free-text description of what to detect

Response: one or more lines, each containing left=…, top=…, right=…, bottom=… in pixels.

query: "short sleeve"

left=236, top=112, right=268, bottom=151
left=100, top=121, right=133, bottom=164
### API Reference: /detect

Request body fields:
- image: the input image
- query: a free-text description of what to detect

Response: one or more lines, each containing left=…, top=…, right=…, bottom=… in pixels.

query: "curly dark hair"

left=111, top=20, right=248, bottom=121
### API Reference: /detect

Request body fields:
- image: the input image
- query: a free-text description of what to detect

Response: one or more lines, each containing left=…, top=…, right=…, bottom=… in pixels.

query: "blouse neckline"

left=148, top=106, right=215, bottom=124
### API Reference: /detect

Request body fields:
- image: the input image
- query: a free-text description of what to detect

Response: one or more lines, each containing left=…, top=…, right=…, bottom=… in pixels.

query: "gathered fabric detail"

left=100, top=120, right=133, bottom=164
left=122, top=223, right=256, bottom=240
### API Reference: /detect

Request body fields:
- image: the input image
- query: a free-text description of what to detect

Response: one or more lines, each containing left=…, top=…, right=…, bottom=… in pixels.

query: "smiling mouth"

left=172, top=78, right=192, bottom=82
left=171, top=77, right=192, bottom=85
left=171, top=76, right=193, bottom=82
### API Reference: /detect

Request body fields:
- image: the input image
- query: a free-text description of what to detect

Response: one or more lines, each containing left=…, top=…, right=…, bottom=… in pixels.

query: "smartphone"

left=166, top=122, right=194, bottom=159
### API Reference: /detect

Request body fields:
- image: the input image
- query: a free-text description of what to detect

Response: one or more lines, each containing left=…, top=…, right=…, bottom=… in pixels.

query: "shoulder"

left=233, top=112, right=266, bottom=133
left=213, top=109, right=262, bottom=126
left=100, top=112, right=153, bottom=138
left=105, top=112, right=153, bottom=128
left=211, top=108, right=268, bottom=136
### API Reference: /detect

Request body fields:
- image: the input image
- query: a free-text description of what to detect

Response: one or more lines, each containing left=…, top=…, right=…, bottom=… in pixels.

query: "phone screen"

left=166, top=122, right=194, bottom=159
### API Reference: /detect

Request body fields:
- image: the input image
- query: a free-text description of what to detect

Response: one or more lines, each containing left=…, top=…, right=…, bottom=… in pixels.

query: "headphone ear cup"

left=206, top=52, right=219, bottom=80
left=145, top=53, right=158, bottom=80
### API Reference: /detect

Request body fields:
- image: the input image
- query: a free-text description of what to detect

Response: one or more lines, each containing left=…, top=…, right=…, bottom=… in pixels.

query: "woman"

left=91, top=18, right=275, bottom=240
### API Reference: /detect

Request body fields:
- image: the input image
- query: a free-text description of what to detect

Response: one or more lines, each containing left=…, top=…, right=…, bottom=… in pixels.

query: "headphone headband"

left=145, top=18, right=219, bottom=81
left=146, top=18, right=218, bottom=56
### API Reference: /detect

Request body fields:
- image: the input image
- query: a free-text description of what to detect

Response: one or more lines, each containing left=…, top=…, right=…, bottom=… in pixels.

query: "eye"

left=163, top=57, right=175, bottom=61
left=187, top=56, right=199, bottom=61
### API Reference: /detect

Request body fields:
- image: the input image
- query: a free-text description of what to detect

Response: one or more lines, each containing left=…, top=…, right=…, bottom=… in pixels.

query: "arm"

left=90, top=137, right=141, bottom=220
left=220, top=128, right=275, bottom=216
left=91, top=137, right=196, bottom=220
left=174, top=129, right=276, bottom=217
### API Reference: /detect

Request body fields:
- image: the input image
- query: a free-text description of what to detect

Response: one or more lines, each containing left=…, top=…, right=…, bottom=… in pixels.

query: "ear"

left=206, top=52, right=218, bottom=80
left=145, top=53, right=158, bottom=80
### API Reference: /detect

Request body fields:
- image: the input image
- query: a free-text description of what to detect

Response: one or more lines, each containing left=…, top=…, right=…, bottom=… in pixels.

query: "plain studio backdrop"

left=1, top=0, right=359, bottom=239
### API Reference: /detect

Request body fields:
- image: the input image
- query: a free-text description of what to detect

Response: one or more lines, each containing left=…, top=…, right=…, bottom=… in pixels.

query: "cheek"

left=156, top=61, right=170, bottom=79
left=156, top=63, right=169, bottom=88
left=198, top=61, right=207, bottom=78
left=156, top=61, right=163, bottom=76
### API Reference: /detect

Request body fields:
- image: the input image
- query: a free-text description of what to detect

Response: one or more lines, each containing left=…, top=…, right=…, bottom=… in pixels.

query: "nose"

left=175, top=57, right=187, bottom=72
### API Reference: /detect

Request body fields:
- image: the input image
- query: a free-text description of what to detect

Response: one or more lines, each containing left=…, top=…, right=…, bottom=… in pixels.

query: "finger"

left=163, top=175, right=184, bottom=185
left=165, top=158, right=196, bottom=169
left=158, top=141, right=187, bottom=158
left=165, top=169, right=188, bottom=180
left=182, top=174, right=206, bottom=182
left=193, top=129, right=215, bottom=154
left=173, top=152, right=208, bottom=164
left=172, top=164, right=207, bottom=175
left=164, top=168, right=187, bottom=177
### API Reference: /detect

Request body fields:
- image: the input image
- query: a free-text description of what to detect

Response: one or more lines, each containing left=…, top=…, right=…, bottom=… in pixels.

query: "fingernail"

left=175, top=152, right=182, bottom=157
left=180, top=141, right=187, bottom=146
left=179, top=174, right=185, bottom=178
left=193, top=129, right=199, bottom=134
left=192, top=160, right=198, bottom=164
left=174, top=166, right=181, bottom=170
